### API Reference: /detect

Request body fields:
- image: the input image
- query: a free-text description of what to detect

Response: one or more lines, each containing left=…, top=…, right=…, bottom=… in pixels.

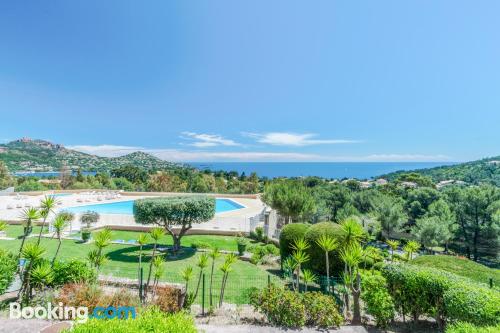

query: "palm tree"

left=339, top=218, right=365, bottom=247
left=18, top=208, right=40, bottom=260
left=18, top=243, right=45, bottom=301
left=36, top=196, right=58, bottom=245
left=137, top=233, right=149, bottom=277
left=152, top=256, right=165, bottom=298
left=386, top=239, right=400, bottom=262
left=291, top=237, right=310, bottom=252
left=362, top=246, right=381, bottom=269
left=51, top=214, right=68, bottom=265
left=219, top=253, right=237, bottom=307
left=302, top=269, right=317, bottom=292
left=145, top=227, right=164, bottom=295
left=282, top=256, right=298, bottom=288
left=340, top=243, right=363, bottom=324
left=208, top=247, right=221, bottom=307
left=194, top=253, right=209, bottom=299
left=291, top=250, right=310, bottom=292
left=404, top=240, right=420, bottom=260
left=90, top=228, right=112, bottom=273
left=316, top=234, right=337, bottom=294
left=181, top=266, right=194, bottom=292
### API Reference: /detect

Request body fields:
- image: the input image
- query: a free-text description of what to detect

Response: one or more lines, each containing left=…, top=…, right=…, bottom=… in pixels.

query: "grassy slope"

left=411, top=255, right=500, bottom=286
left=0, top=227, right=277, bottom=304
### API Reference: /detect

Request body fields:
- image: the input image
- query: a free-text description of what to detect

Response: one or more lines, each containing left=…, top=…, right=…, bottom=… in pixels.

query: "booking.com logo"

left=10, top=302, right=136, bottom=323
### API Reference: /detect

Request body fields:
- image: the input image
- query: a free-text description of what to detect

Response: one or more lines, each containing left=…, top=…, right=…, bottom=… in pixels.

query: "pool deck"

left=0, top=192, right=265, bottom=235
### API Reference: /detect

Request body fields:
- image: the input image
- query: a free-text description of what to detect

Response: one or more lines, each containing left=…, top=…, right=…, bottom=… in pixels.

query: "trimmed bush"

left=0, top=249, right=17, bottom=295
left=361, top=272, right=395, bottom=328
left=64, top=307, right=196, bottom=333
left=250, top=285, right=343, bottom=329
left=52, top=260, right=96, bottom=287
left=304, top=222, right=343, bottom=275
left=279, top=223, right=309, bottom=259
left=446, top=322, right=500, bottom=333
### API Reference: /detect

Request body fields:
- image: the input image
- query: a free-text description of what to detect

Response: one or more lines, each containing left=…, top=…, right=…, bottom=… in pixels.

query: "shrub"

left=446, top=322, right=500, bottom=333
left=152, top=286, right=183, bottom=313
left=279, top=223, right=309, bottom=260
left=444, top=282, right=500, bottom=326
left=0, top=249, right=17, bottom=295
left=190, top=240, right=211, bottom=249
left=302, top=292, right=343, bottom=328
left=304, top=222, right=343, bottom=275
left=64, top=307, right=196, bottom=333
left=250, top=285, right=306, bottom=328
left=52, top=260, right=96, bottom=287
left=250, top=285, right=343, bottom=328
left=361, top=273, right=395, bottom=328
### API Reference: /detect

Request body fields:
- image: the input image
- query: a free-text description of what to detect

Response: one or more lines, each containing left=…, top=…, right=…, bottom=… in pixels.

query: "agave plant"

left=316, top=234, right=337, bottom=294
left=36, top=196, right=58, bottom=245
left=208, top=247, right=221, bottom=307
left=145, top=227, right=164, bottom=295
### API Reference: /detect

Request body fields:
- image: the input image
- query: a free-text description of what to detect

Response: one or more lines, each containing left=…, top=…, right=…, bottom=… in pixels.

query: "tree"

left=412, top=217, right=451, bottom=251
left=262, top=180, right=316, bottom=223
left=375, top=197, right=407, bottom=239
left=290, top=238, right=310, bottom=291
left=145, top=227, right=164, bottom=295
left=339, top=218, right=365, bottom=248
left=36, top=196, right=58, bottom=245
left=111, top=165, right=148, bottom=184
left=218, top=253, right=237, bottom=306
left=51, top=214, right=68, bottom=265
left=0, top=161, right=13, bottom=189
left=320, top=184, right=352, bottom=222
left=147, top=171, right=187, bottom=192
left=316, top=234, right=338, bottom=294
left=134, top=196, right=215, bottom=251
left=340, top=243, right=363, bottom=324
left=403, top=240, right=420, bottom=260
left=386, top=240, right=399, bottom=262
left=18, top=208, right=40, bottom=260
left=194, top=253, right=209, bottom=299
left=208, top=247, right=221, bottom=308
left=405, top=187, right=441, bottom=222
left=80, top=211, right=100, bottom=229
left=18, top=243, right=45, bottom=301
left=302, top=269, right=317, bottom=292
left=88, top=229, right=112, bottom=273
left=137, top=233, right=149, bottom=287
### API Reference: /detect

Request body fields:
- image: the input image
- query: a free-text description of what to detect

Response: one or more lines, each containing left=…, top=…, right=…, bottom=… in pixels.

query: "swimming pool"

left=64, top=198, right=245, bottom=215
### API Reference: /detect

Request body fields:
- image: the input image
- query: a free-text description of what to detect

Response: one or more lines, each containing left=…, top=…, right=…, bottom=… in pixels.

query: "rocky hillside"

left=0, top=138, right=180, bottom=172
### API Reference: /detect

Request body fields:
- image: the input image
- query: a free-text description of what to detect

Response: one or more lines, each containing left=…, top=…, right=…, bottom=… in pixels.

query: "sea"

left=188, top=162, right=456, bottom=180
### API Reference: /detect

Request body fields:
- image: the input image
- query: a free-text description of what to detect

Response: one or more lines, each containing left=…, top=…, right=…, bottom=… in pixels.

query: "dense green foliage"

left=446, top=322, right=500, bottom=333
left=52, top=260, right=97, bottom=287
left=411, top=255, right=499, bottom=286
left=64, top=307, right=196, bottom=333
left=384, top=157, right=500, bottom=186
left=0, top=249, right=17, bottom=295
left=304, top=222, right=343, bottom=275
left=250, top=285, right=343, bottom=328
left=382, top=264, right=500, bottom=327
left=279, top=223, right=309, bottom=260
left=361, top=272, right=395, bottom=328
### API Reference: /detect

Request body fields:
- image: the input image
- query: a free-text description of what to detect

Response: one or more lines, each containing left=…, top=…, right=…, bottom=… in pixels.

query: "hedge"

left=279, top=223, right=309, bottom=260
left=381, top=264, right=500, bottom=328
left=446, top=322, right=500, bottom=333
left=303, top=222, right=343, bottom=275
left=0, top=249, right=17, bottom=295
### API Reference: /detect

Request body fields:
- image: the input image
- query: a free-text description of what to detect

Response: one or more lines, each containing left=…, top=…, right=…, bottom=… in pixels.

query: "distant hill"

left=0, top=138, right=181, bottom=172
left=382, top=156, right=500, bottom=186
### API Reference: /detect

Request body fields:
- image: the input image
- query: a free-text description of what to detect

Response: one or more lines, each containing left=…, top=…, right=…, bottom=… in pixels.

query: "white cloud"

left=245, top=132, right=360, bottom=146
left=180, top=132, right=240, bottom=147
left=68, top=144, right=450, bottom=162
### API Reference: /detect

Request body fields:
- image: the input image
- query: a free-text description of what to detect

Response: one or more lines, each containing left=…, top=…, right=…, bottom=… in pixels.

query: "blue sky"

left=0, top=1, right=499, bottom=162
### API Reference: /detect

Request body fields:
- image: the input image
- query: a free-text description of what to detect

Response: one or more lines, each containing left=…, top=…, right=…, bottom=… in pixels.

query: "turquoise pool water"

left=49, top=193, right=72, bottom=197
left=65, top=198, right=244, bottom=215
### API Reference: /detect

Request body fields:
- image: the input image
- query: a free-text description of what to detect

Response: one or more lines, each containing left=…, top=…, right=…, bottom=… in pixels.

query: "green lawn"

left=411, top=255, right=500, bottom=287
left=0, top=227, right=279, bottom=304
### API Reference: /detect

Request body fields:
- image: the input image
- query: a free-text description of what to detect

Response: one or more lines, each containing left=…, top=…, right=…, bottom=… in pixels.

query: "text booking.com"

left=10, top=302, right=136, bottom=323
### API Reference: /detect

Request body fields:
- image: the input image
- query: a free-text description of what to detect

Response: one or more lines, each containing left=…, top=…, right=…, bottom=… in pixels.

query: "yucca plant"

left=51, top=214, right=68, bottom=265
left=18, top=208, right=40, bottom=260
left=218, top=253, right=237, bottom=307
left=282, top=256, right=297, bottom=288
left=404, top=240, right=420, bottom=260
left=137, top=233, right=149, bottom=275
left=340, top=243, right=363, bottom=324
left=302, top=269, right=317, bottom=292
left=316, top=234, right=337, bottom=294
left=36, top=196, right=58, bottom=245
left=291, top=250, right=309, bottom=292
left=30, top=261, right=54, bottom=291
left=194, top=253, right=209, bottom=299
left=291, top=237, right=310, bottom=252
left=18, top=243, right=45, bottom=301
left=151, top=256, right=165, bottom=298
left=181, top=266, right=194, bottom=292
left=88, top=228, right=112, bottom=273
left=208, top=247, right=221, bottom=307
left=87, top=249, right=107, bottom=272
left=339, top=218, right=365, bottom=247
left=362, top=246, right=381, bottom=269
left=145, top=227, right=164, bottom=295
left=386, top=239, right=399, bottom=262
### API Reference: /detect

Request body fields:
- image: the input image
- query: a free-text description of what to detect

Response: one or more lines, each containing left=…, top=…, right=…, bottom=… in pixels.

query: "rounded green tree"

left=134, top=196, right=216, bottom=251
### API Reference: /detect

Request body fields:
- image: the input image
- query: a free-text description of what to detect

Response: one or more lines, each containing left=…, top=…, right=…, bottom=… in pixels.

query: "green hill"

left=383, top=156, right=500, bottom=186
left=0, top=138, right=180, bottom=172
left=411, top=255, right=499, bottom=287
